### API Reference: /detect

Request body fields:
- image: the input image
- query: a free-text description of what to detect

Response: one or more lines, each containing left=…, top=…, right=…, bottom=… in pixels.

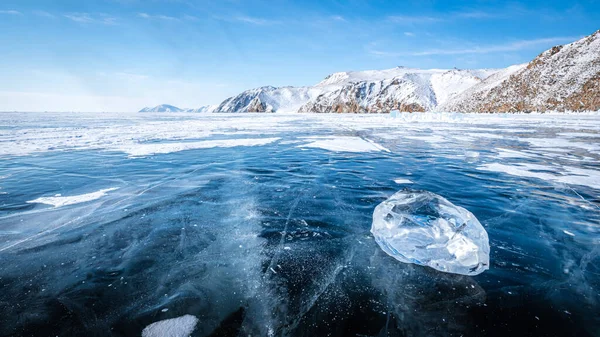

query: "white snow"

left=405, top=135, right=447, bottom=143
left=2, top=113, right=600, bottom=197
left=140, top=104, right=184, bottom=113
left=142, top=315, right=199, bottom=337
left=477, top=163, right=600, bottom=190
left=558, top=132, right=600, bottom=138
left=121, top=138, right=280, bottom=157
left=216, top=86, right=324, bottom=113
left=298, top=136, right=389, bottom=153
left=438, top=64, right=527, bottom=112
left=393, top=178, right=413, bottom=184
left=523, top=138, right=599, bottom=154
left=27, top=188, right=118, bottom=208
left=302, top=67, right=501, bottom=113
left=441, top=31, right=600, bottom=112
left=216, top=67, right=501, bottom=113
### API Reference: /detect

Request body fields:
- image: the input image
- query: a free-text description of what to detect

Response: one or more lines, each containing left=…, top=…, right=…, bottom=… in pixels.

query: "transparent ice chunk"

left=371, top=189, right=490, bottom=276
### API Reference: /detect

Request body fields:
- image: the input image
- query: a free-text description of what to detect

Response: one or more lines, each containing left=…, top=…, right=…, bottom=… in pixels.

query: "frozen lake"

left=0, top=112, right=599, bottom=336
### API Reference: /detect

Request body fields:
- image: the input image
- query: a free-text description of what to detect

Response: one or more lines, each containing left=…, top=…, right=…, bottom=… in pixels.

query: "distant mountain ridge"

left=142, top=30, right=599, bottom=113
left=139, top=104, right=216, bottom=113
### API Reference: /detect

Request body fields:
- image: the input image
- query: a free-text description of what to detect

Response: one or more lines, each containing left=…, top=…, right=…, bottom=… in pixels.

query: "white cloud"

left=387, top=15, right=442, bottom=24
left=0, top=10, right=21, bottom=15
left=387, top=9, right=506, bottom=24
left=216, top=15, right=280, bottom=25
left=404, top=32, right=415, bottom=37
left=330, top=15, right=346, bottom=22
left=64, top=13, right=117, bottom=25
left=183, top=14, right=199, bottom=21
left=33, top=10, right=57, bottom=18
left=369, top=36, right=578, bottom=57
left=137, top=12, right=180, bottom=21
left=453, top=10, right=496, bottom=19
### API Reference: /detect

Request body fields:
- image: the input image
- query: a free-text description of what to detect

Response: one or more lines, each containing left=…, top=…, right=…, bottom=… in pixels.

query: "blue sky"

left=0, top=0, right=598, bottom=112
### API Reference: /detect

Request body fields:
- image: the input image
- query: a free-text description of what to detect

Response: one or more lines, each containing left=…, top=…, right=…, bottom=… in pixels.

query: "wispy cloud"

left=0, top=10, right=21, bottom=15
left=137, top=13, right=199, bottom=21
left=387, top=15, right=442, bottom=24
left=215, top=15, right=280, bottom=25
left=330, top=15, right=346, bottom=22
left=404, top=32, right=415, bottom=37
left=137, top=12, right=179, bottom=21
left=369, top=36, right=578, bottom=57
left=114, top=72, right=150, bottom=81
left=64, top=13, right=117, bottom=25
left=33, top=10, right=57, bottom=18
left=387, top=9, right=504, bottom=24
left=183, top=14, right=199, bottom=21
left=235, top=15, right=280, bottom=25
left=453, top=10, right=498, bottom=19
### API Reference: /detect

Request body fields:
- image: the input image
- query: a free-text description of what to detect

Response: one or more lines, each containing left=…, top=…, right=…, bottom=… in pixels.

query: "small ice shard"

left=371, top=189, right=490, bottom=276
left=142, top=314, right=199, bottom=337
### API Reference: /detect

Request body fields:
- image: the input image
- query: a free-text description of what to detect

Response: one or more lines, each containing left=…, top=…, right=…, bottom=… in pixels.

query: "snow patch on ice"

left=298, top=136, right=389, bottom=153
left=478, top=163, right=600, bottom=190
left=142, top=315, right=199, bottom=337
left=524, top=138, right=599, bottom=154
left=122, top=138, right=280, bottom=157
left=27, top=188, right=118, bottom=208
left=558, top=132, right=600, bottom=138
left=495, top=148, right=538, bottom=159
left=405, top=135, right=447, bottom=143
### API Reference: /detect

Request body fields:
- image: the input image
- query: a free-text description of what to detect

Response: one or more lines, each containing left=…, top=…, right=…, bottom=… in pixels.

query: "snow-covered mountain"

left=213, top=68, right=500, bottom=113
left=183, top=105, right=217, bottom=113
left=147, top=31, right=599, bottom=114
left=139, top=104, right=216, bottom=113
left=439, top=30, right=600, bottom=112
left=215, top=86, right=323, bottom=113
left=139, top=104, right=183, bottom=113
left=299, top=68, right=497, bottom=113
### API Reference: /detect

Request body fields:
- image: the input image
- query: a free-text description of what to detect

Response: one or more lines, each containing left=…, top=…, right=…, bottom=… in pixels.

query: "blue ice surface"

left=0, top=112, right=599, bottom=337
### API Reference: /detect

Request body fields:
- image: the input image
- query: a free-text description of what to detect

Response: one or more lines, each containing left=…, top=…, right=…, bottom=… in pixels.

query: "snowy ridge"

left=143, top=31, right=599, bottom=114
left=215, top=86, right=324, bottom=113
left=140, top=104, right=216, bottom=113
left=440, top=30, right=600, bottom=112
left=300, top=68, right=492, bottom=113
left=215, top=67, right=499, bottom=113
left=183, top=105, right=217, bottom=113
left=436, top=64, right=528, bottom=112
left=140, top=104, right=183, bottom=113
